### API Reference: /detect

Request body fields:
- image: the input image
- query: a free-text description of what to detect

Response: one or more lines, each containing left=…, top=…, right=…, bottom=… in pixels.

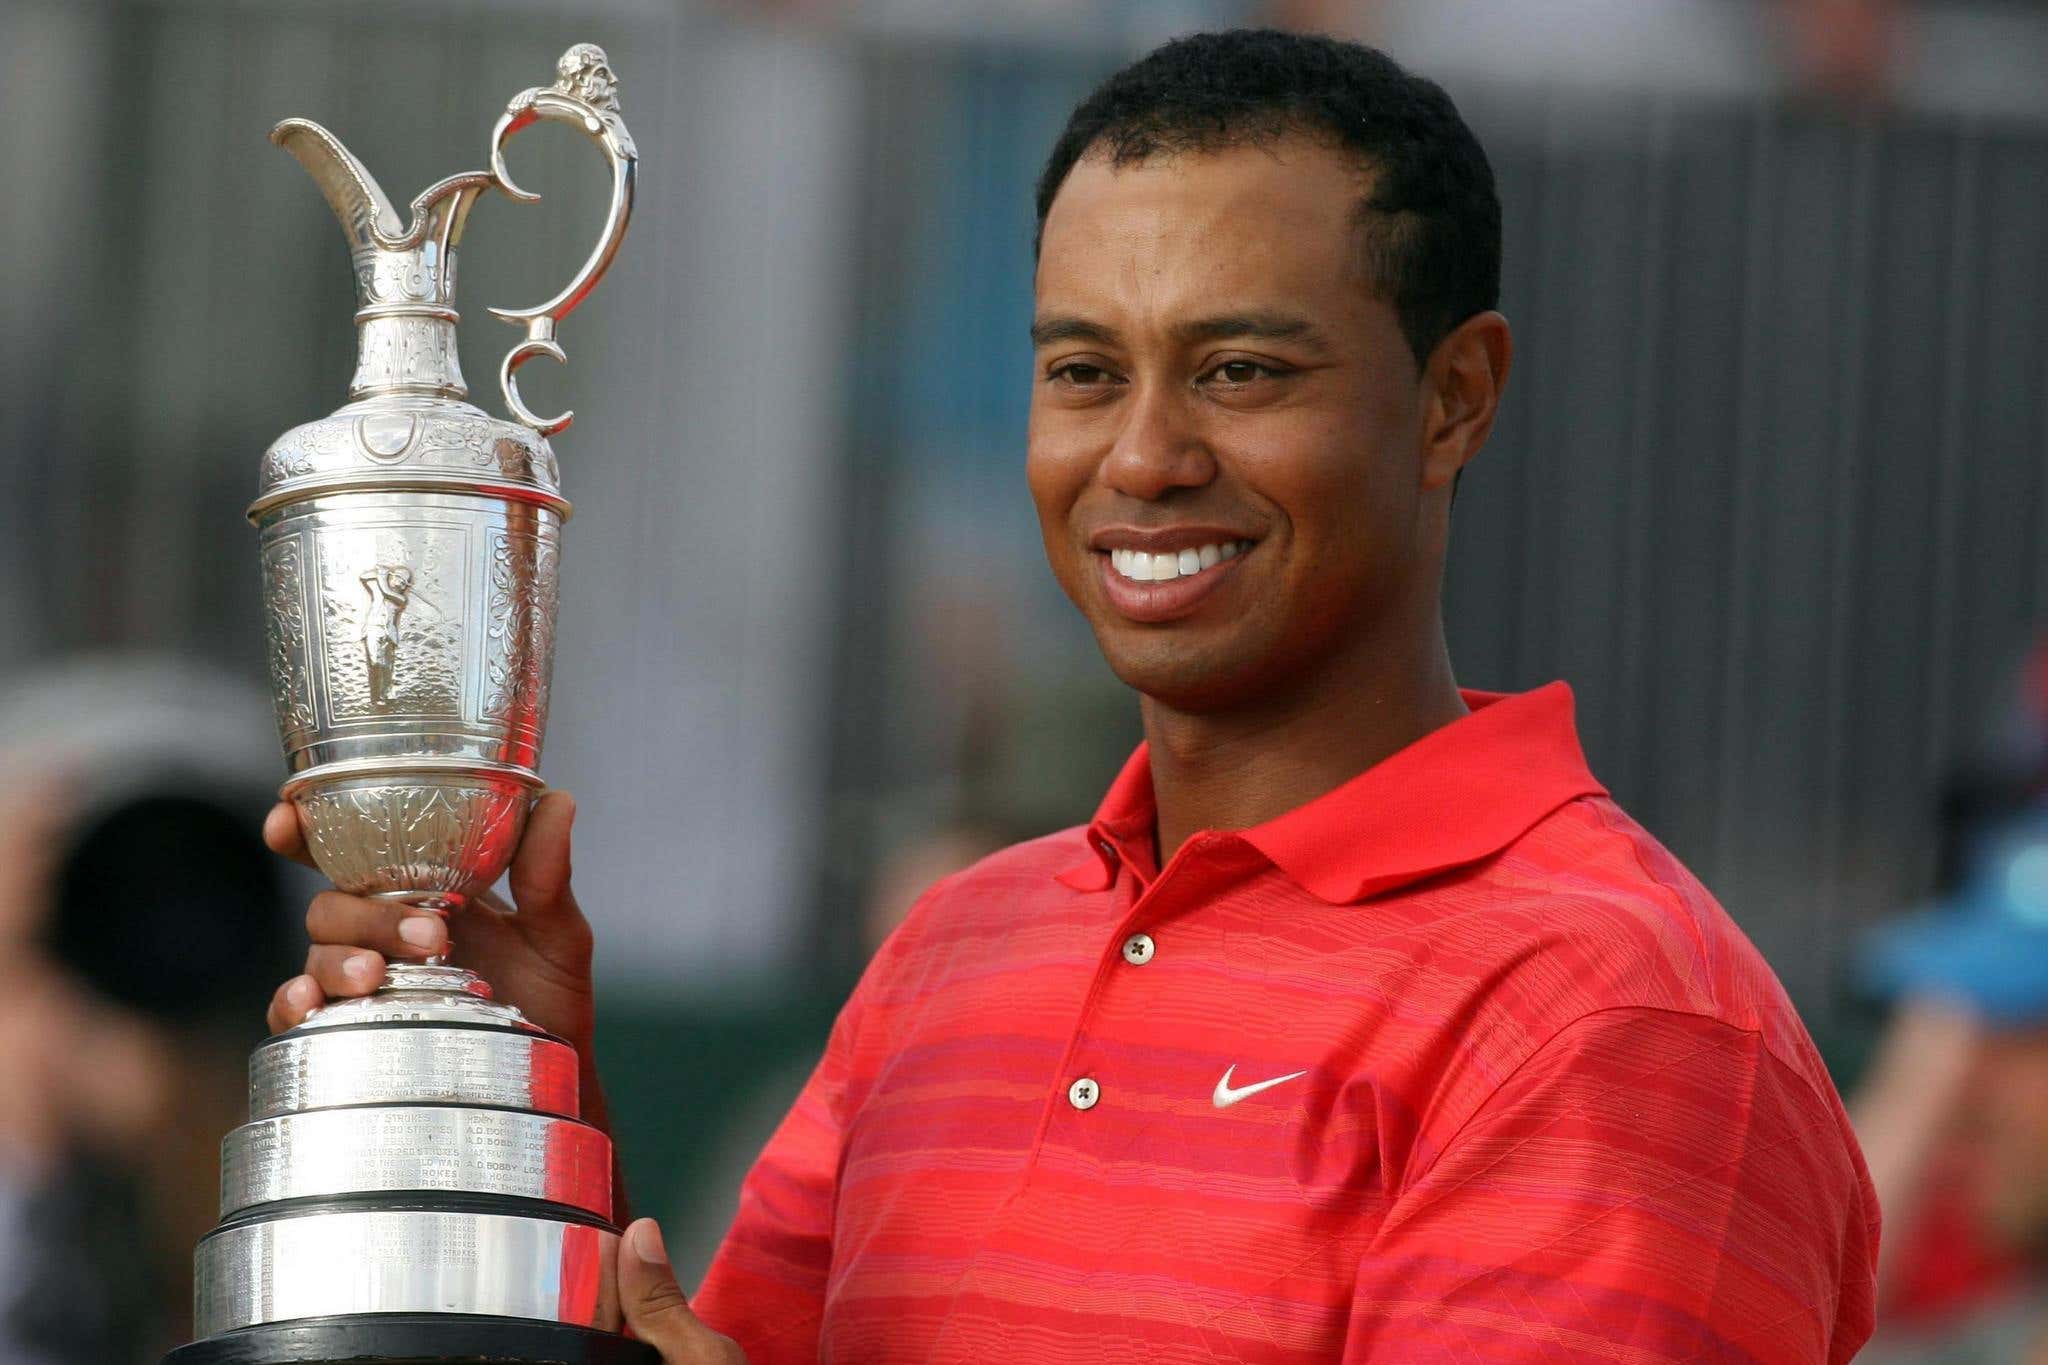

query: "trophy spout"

left=274, top=118, right=491, bottom=400
left=272, top=119, right=405, bottom=253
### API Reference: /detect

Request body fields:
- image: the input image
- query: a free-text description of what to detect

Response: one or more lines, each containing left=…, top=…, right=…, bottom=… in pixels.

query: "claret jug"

left=165, top=43, right=657, bottom=1365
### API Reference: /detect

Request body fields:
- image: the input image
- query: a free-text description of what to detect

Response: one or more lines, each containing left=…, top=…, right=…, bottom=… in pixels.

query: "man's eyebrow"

left=1173, top=313, right=1327, bottom=347
left=1029, top=311, right=1332, bottom=350
left=1029, top=316, right=1117, bottom=348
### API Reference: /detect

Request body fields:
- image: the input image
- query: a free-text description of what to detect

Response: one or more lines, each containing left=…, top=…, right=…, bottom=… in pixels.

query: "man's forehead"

left=1049, top=139, right=1365, bottom=226
left=1034, top=141, right=1376, bottom=326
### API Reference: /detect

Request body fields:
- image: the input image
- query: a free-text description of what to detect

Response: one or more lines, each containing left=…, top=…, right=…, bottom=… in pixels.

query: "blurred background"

left=3, top=0, right=2046, bottom=1359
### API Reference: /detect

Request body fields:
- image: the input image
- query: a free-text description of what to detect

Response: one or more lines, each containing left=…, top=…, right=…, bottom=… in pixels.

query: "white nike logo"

left=1212, top=1064, right=1309, bottom=1109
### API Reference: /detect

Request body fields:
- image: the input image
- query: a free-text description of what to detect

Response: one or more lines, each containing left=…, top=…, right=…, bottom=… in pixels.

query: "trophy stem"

left=306, top=891, right=519, bottom=1024
left=371, top=888, right=466, bottom=972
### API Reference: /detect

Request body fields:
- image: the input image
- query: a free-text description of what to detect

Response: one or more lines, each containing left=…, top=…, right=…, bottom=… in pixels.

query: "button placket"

left=1043, top=835, right=1235, bottom=1145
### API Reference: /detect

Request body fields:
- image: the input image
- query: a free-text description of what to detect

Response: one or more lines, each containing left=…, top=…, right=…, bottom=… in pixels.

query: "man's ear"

left=1418, top=311, right=1512, bottom=491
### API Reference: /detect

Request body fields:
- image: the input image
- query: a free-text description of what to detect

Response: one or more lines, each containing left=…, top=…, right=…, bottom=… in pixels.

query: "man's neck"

left=1141, top=625, right=1466, bottom=866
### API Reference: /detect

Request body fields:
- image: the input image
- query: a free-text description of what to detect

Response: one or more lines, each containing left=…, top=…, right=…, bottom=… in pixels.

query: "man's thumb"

left=618, top=1218, right=744, bottom=1363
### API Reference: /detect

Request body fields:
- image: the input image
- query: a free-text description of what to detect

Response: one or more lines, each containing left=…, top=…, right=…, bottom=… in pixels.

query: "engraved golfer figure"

left=360, top=563, right=415, bottom=706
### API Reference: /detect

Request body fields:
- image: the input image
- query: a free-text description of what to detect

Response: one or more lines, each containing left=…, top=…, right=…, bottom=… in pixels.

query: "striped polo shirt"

left=694, top=683, right=1879, bottom=1362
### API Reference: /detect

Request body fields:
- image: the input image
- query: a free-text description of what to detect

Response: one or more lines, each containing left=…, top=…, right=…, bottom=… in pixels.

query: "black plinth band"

left=207, top=1190, right=620, bottom=1237
left=162, top=1313, right=661, bottom=1364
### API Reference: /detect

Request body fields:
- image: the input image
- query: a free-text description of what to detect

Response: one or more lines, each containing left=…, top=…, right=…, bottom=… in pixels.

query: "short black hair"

left=1035, top=29, right=1501, bottom=369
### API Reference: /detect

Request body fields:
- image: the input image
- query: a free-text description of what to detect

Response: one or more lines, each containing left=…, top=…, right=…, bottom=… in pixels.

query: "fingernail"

left=632, top=1219, right=667, bottom=1265
left=397, top=916, right=443, bottom=950
left=286, top=976, right=317, bottom=1009
left=344, top=953, right=379, bottom=985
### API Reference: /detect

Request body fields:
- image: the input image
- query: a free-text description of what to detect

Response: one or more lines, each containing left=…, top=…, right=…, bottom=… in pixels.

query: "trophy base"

left=162, top=1313, right=660, bottom=1365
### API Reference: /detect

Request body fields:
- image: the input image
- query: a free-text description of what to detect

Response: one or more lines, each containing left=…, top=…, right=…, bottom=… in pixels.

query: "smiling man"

left=264, top=29, right=1879, bottom=1365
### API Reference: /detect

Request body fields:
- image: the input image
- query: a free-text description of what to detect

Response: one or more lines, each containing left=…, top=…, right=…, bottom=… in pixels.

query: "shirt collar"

left=1056, top=682, right=1606, bottom=903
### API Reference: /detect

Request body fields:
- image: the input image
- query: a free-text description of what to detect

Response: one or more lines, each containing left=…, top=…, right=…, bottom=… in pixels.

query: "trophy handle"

left=484, top=43, right=639, bottom=437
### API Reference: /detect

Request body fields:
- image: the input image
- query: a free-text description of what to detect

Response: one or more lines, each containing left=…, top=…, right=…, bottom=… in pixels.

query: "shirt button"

left=1067, top=1077, right=1100, bottom=1110
left=1121, top=933, right=1155, bottom=965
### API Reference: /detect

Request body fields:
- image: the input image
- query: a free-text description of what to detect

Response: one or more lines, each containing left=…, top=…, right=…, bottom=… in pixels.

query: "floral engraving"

left=414, top=419, right=494, bottom=468
left=483, top=531, right=559, bottom=729
left=263, top=421, right=353, bottom=486
left=296, top=781, right=527, bottom=899
left=262, top=538, right=317, bottom=742
left=260, top=401, right=558, bottom=495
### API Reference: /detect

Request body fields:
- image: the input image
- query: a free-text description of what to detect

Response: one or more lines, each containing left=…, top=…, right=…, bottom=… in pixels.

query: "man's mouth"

left=1092, top=536, right=1256, bottom=623
left=1105, top=539, right=1254, bottom=584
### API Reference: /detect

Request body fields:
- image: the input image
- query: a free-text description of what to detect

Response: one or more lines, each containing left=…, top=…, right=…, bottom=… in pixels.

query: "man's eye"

left=1206, top=360, right=1275, bottom=386
left=1050, top=363, right=1113, bottom=386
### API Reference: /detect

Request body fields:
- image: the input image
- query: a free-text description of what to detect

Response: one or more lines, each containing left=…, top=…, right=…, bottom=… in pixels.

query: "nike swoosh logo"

left=1212, top=1064, right=1309, bottom=1109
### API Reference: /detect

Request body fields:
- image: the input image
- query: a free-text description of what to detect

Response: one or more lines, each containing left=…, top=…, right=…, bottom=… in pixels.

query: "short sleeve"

left=1343, top=1007, right=1879, bottom=1363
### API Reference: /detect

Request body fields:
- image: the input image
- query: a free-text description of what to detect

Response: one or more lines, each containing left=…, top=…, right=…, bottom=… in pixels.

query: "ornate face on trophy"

left=165, top=45, right=658, bottom=1365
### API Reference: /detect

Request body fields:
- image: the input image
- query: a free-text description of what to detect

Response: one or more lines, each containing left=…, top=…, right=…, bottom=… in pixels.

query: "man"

left=1853, top=796, right=2048, bottom=1359
left=265, top=30, right=1879, bottom=1363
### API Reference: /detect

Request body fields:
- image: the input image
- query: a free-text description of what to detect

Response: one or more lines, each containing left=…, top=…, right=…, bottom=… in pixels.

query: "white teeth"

left=1106, top=540, right=1252, bottom=583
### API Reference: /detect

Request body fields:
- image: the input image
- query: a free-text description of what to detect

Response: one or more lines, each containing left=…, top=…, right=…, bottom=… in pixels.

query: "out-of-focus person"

left=1783, top=0, right=1901, bottom=104
left=1854, top=643, right=2048, bottom=1363
left=0, top=660, right=294, bottom=1363
left=1854, top=811, right=2048, bottom=1362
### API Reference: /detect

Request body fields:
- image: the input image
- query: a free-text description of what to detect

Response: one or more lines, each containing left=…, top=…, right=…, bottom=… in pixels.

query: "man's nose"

left=1100, top=381, right=1216, bottom=501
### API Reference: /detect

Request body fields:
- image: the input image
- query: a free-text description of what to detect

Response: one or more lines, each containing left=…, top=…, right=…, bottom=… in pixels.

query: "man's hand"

left=262, top=790, right=597, bottom=1047
left=618, top=1219, right=748, bottom=1363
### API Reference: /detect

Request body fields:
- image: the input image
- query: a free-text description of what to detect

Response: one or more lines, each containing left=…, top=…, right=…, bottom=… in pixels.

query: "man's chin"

left=1099, top=637, right=1270, bottom=714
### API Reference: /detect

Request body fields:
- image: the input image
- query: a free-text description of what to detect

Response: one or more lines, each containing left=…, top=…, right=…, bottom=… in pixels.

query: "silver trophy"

left=166, top=44, right=657, bottom=1365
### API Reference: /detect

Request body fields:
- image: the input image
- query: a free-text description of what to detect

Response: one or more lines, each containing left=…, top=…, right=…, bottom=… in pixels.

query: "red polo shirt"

left=694, top=684, right=1879, bottom=1362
